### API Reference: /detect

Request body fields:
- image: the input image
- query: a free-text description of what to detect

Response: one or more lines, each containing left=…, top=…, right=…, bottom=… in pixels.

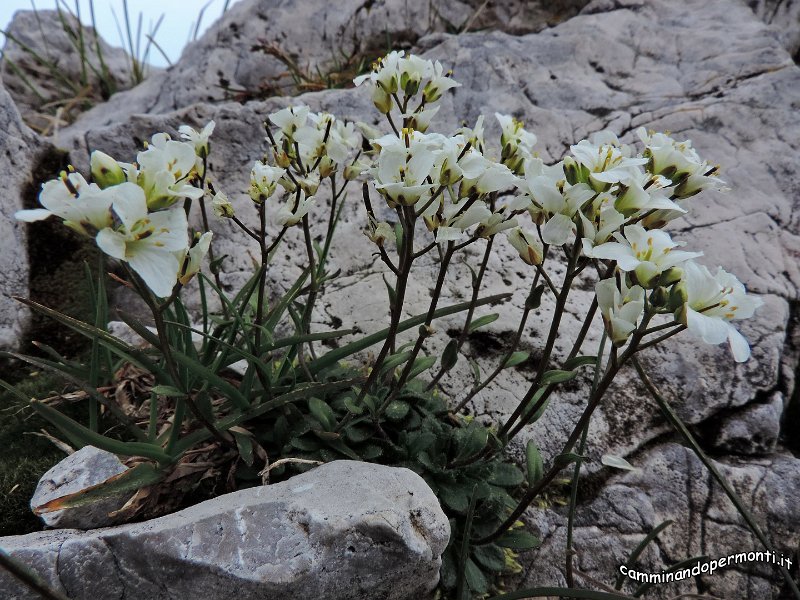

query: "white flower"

left=135, top=134, right=202, bottom=210
left=211, top=191, right=234, bottom=218
left=569, top=130, right=647, bottom=189
left=422, top=60, right=460, bottom=102
left=178, top=232, right=213, bottom=285
left=95, top=183, right=189, bottom=297
left=596, top=276, right=645, bottom=345
left=457, top=115, right=485, bottom=153
left=507, top=227, right=544, bottom=266
left=496, top=113, right=537, bottom=170
left=275, top=193, right=315, bottom=226
left=434, top=200, right=492, bottom=242
left=90, top=151, right=126, bottom=189
left=679, top=260, right=763, bottom=362
left=522, top=160, right=594, bottom=245
left=179, top=120, right=215, bottom=158
left=477, top=212, right=518, bottom=238
left=327, top=120, right=361, bottom=164
left=613, top=170, right=683, bottom=218
left=269, top=105, right=310, bottom=136
left=459, top=150, right=520, bottom=196
left=586, top=225, right=702, bottom=287
left=580, top=196, right=625, bottom=254
left=371, top=138, right=437, bottom=206
left=16, top=172, right=114, bottom=236
left=249, top=162, right=286, bottom=202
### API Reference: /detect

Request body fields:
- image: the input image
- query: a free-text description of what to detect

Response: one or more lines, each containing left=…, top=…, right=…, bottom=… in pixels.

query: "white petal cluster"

left=596, top=276, right=645, bottom=346
left=353, top=51, right=460, bottom=112
left=17, top=122, right=217, bottom=297
left=679, top=261, right=763, bottom=362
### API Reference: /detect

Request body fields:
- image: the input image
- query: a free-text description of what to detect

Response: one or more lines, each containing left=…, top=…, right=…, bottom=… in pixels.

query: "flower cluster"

left=16, top=123, right=216, bottom=297
left=242, top=105, right=362, bottom=226
left=354, top=50, right=760, bottom=362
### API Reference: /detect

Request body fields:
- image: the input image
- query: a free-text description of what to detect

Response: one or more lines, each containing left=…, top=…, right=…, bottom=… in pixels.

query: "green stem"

left=427, top=236, right=494, bottom=391
left=500, top=239, right=582, bottom=437
left=565, top=331, right=608, bottom=589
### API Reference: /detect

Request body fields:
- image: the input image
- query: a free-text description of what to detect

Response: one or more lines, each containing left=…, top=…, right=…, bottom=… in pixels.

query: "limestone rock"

left=60, top=0, right=585, bottom=131
left=0, top=81, right=52, bottom=350
left=0, top=10, right=138, bottom=133
left=2, top=461, right=450, bottom=600
left=521, top=443, right=800, bottom=599
left=711, top=392, right=784, bottom=455
left=746, top=0, right=800, bottom=56
left=30, top=446, right=129, bottom=529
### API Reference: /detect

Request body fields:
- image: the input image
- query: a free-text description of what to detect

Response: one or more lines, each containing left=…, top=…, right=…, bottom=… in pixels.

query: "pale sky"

left=0, top=0, right=242, bottom=67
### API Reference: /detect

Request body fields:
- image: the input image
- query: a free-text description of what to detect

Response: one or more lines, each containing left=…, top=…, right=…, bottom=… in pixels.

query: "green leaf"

left=308, top=397, right=336, bottom=431
left=30, top=400, right=170, bottom=463
left=464, top=557, right=489, bottom=594
left=469, top=359, right=481, bottom=387
left=232, top=430, right=254, bottom=466
left=441, top=339, right=459, bottom=372
left=385, top=400, right=410, bottom=421
left=381, top=351, right=412, bottom=373
left=526, top=440, right=544, bottom=484
left=540, top=369, right=578, bottom=385
left=554, top=452, right=584, bottom=469
left=290, top=436, right=321, bottom=452
left=503, top=351, right=529, bottom=369
left=16, top=297, right=165, bottom=377
left=169, top=349, right=248, bottom=410
left=601, top=454, right=639, bottom=472
left=33, top=463, right=165, bottom=515
left=495, top=530, right=540, bottom=550
left=439, top=482, right=470, bottom=512
left=343, top=397, right=364, bottom=415
left=454, top=421, right=488, bottom=462
left=562, top=355, right=598, bottom=370
left=488, top=463, right=525, bottom=487
left=468, top=313, right=499, bottom=333
left=382, top=274, right=397, bottom=308
left=151, top=385, right=185, bottom=397
left=615, top=520, right=673, bottom=590
left=473, top=544, right=506, bottom=572
left=407, top=355, right=437, bottom=380
left=525, top=284, right=545, bottom=310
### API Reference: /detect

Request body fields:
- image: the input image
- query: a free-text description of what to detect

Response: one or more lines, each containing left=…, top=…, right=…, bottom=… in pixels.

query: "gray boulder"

left=0, top=10, right=138, bottom=133
left=0, top=81, right=52, bottom=350
left=30, top=446, right=129, bottom=529
left=1, top=461, right=449, bottom=600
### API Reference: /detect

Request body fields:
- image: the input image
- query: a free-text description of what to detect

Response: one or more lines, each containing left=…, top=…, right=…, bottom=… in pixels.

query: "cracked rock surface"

left=0, top=81, right=52, bottom=350
left=0, top=461, right=450, bottom=600
left=4, top=0, right=799, bottom=596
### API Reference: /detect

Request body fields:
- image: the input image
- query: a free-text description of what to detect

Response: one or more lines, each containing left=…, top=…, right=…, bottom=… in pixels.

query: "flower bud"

left=658, top=266, right=683, bottom=287
left=249, top=162, right=285, bottom=203
left=367, top=220, right=393, bottom=246
left=669, top=281, right=689, bottom=311
left=372, top=87, right=393, bottom=114
left=318, top=156, right=336, bottom=179
left=90, top=151, right=125, bottom=189
left=211, top=191, right=235, bottom=218
left=649, top=286, right=669, bottom=307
